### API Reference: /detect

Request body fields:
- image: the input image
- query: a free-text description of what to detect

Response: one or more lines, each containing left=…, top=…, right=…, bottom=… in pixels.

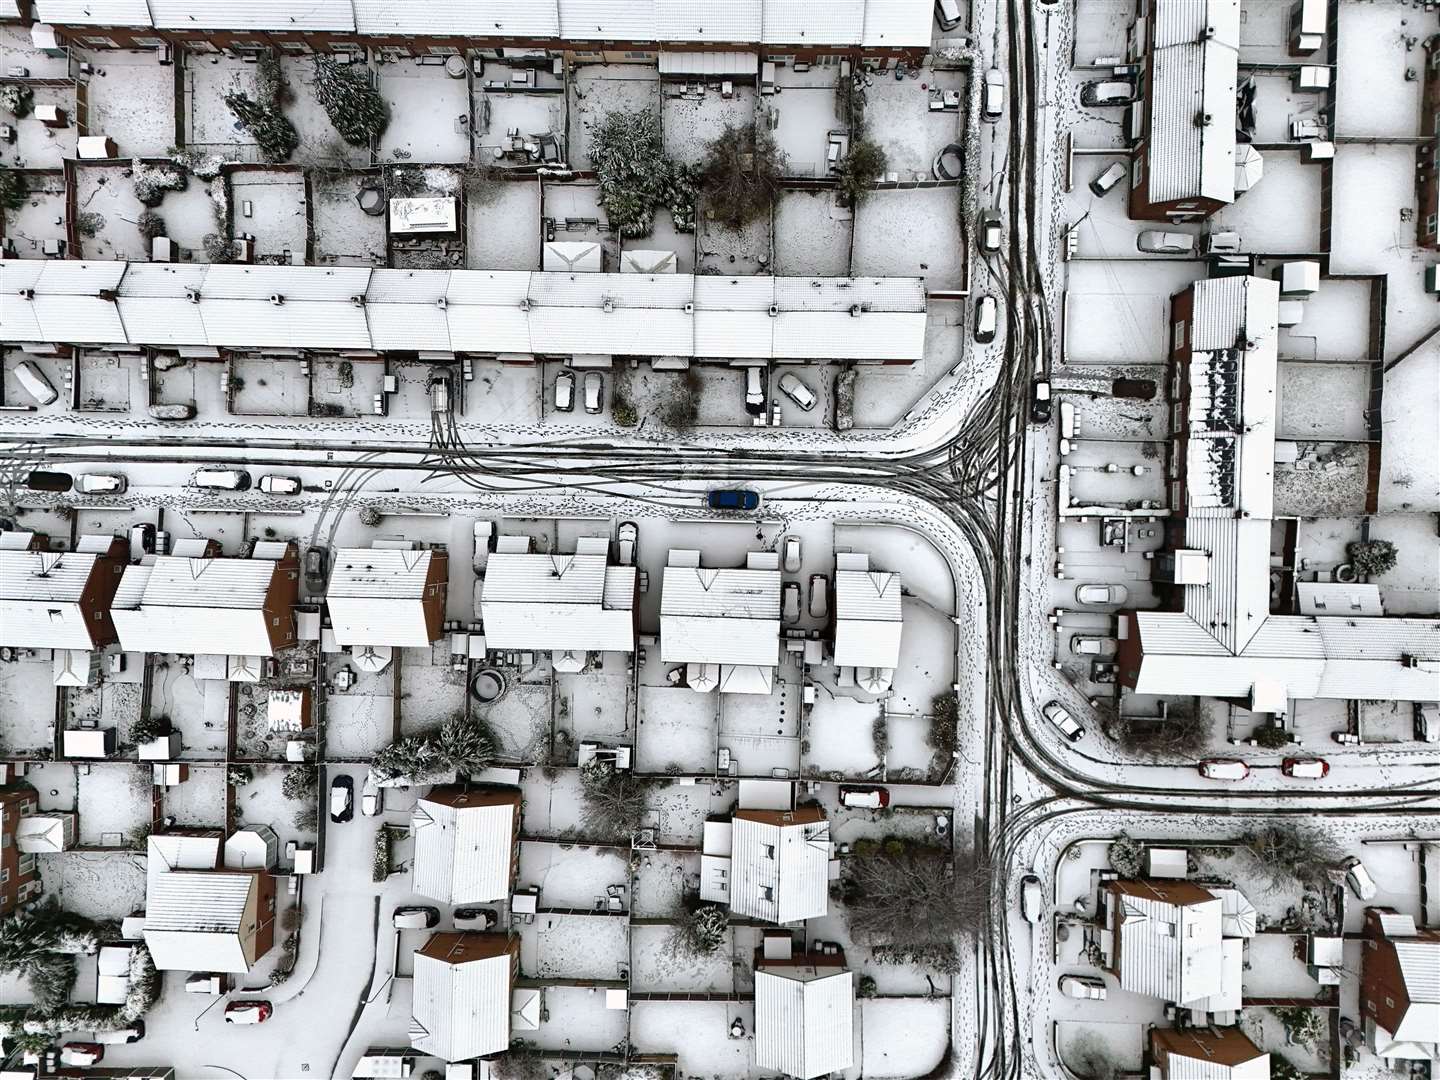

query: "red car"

left=839, top=785, right=890, bottom=809
left=223, top=1000, right=273, bottom=1025
left=1281, top=757, right=1330, bottom=779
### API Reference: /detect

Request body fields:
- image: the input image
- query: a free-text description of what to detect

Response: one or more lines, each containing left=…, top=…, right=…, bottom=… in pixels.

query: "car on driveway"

left=839, top=785, right=890, bottom=809
left=1070, top=635, right=1115, bottom=657
left=782, top=582, right=801, bottom=624
left=1042, top=701, right=1084, bottom=742
left=258, top=474, right=301, bottom=496
left=1341, top=855, right=1377, bottom=900
left=978, top=209, right=1002, bottom=253
left=1137, top=230, right=1196, bottom=255
left=1020, top=874, right=1043, bottom=922
left=745, top=367, right=766, bottom=414
left=1030, top=380, right=1052, bottom=424
left=808, top=574, right=829, bottom=619
left=617, top=521, right=638, bottom=566
left=224, top=1001, right=272, bottom=1025
left=1282, top=757, right=1330, bottom=779
left=1089, top=161, right=1126, bottom=197
left=777, top=371, right=817, bottom=411
left=782, top=535, right=802, bottom=573
left=583, top=371, right=604, bottom=413
left=1080, top=80, right=1135, bottom=106
left=1074, top=583, right=1128, bottom=606
left=59, top=1043, right=104, bottom=1066
left=393, top=906, right=441, bottom=929
left=453, top=907, right=498, bottom=931
left=304, top=545, right=329, bottom=592
left=361, top=780, right=383, bottom=817
left=1058, top=974, right=1107, bottom=999
left=554, top=370, right=575, bottom=412
left=1198, top=758, right=1249, bottom=781
left=974, top=295, right=998, bottom=343
left=76, top=473, right=126, bottom=495
left=329, top=774, right=353, bottom=822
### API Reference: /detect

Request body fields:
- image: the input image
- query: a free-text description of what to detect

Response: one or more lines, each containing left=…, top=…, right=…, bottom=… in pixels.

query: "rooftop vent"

left=767, top=304, right=779, bottom=318
left=184, top=287, right=200, bottom=304
left=269, top=293, right=285, bottom=306
left=519, top=298, right=531, bottom=312
left=350, top=295, right=365, bottom=308
left=17, top=288, right=34, bottom=300
left=436, top=296, right=448, bottom=310
left=1195, top=111, right=1214, bottom=127
left=849, top=304, right=862, bottom=317
left=602, top=297, right=614, bottom=313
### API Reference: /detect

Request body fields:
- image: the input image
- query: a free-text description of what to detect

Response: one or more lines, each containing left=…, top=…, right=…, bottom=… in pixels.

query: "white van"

left=193, top=469, right=251, bottom=491
left=14, top=360, right=58, bottom=406
left=935, top=0, right=961, bottom=31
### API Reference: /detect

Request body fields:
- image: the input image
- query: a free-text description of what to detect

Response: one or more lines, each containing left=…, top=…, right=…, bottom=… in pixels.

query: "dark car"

left=1080, top=79, right=1135, bottom=106
left=707, top=489, right=760, bottom=511
left=453, top=907, right=498, bottom=930
left=24, top=470, right=73, bottom=493
left=304, top=546, right=329, bottom=593
left=393, top=906, right=441, bottom=929
left=329, top=774, right=354, bottom=823
left=1112, top=377, right=1157, bottom=400
left=1030, top=380, right=1052, bottom=424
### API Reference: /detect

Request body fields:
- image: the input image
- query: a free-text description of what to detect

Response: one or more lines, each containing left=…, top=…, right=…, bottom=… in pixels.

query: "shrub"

left=0, top=85, right=33, bottom=117
left=227, top=765, right=254, bottom=787
left=698, top=123, right=785, bottom=231
left=372, top=827, right=392, bottom=883
left=313, top=55, right=389, bottom=145
left=169, top=145, right=224, bottom=180
left=224, top=90, right=299, bottom=163
left=1270, top=1054, right=1303, bottom=1080
left=1243, top=823, right=1343, bottom=892
left=1068, top=1034, right=1118, bottom=1080
left=667, top=903, right=728, bottom=961
left=202, top=233, right=237, bottom=264
left=0, top=168, right=26, bottom=212
left=871, top=717, right=888, bottom=761
left=281, top=764, right=318, bottom=801
left=491, top=1051, right=548, bottom=1080
left=130, top=714, right=173, bottom=745
left=75, top=211, right=104, bottom=238
left=136, top=210, right=167, bottom=243
left=1107, top=833, right=1145, bottom=877
left=588, top=109, right=689, bottom=238
left=578, top=759, right=652, bottom=841
left=926, top=692, right=958, bottom=758
left=358, top=506, right=382, bottom=527
left=611, top=384, right=639, bottom=428
left=1348, top=539, right=1398, bottom=578
left=835, top=138, right=886, bottom=208
left=1272, top=1006, right=1325, bottom=1048
left=856, top=974, right=878, bottom=998
left=658, top=368, right=700, bottom=430
left=1252, top=722, right=1290, bottom=749
left=1110, top=704, right=1208, bottom=759
left=131, top=158, right=187, bottom=207
left=256, top=53, right=288, bottom=109
left=293, top=804, right=319, bottom=831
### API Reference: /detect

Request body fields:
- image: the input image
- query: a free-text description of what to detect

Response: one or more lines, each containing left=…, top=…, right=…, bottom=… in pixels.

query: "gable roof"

left=480, top=552, right=636, bottom=653
left=411, top=787, right=519, bottom=905
left=832, top=567, right=903, bottom=668
left=326, top=548, right=442, bottom=647
left=0, top=550, right=109, bottom=650
left=729, top=809, right=831, bottom=924
left=754, top=965, right=855, bottom=1078
left=660, top=564, right=780, bottom=666
left=410, top=933, right=514, bottom=1062
left=142, top=871, right=255, bottom=973
left=1109, top=879, right=1224, bottom=1006
left=111, top=556, right=283, bottom=656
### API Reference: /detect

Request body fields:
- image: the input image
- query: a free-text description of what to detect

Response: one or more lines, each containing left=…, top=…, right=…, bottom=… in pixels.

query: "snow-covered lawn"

left=76, top=763, right=151, bottom=846
left=377, top=67, right=471, bottom=164
left=230, top=357, right=309, bottom=417
left=2, top=85, right=76, bottom=170
left=311, top=172, right=386, bottom=266
left=646, top=778, right=714, bottom=846
left=162, top=761, right=226, bottom=829
left=1243, top=933, right=1324, bottom=1000
left=568, top=66, right=660, bottom=172
left=774, top=188, right=853, bottom=276
left=519, top=769, right=589, bottom=838
left=73, top=163, right=147, bottom=260
left=662, top=86, right=756, bottom=167
left=630, top=922, right=734, bottom=992
left=184, top=53, right=257, bottom=149
left=697, top=211, right=770, bottom=275
left=397, top=646, right=467, bottom=735
left=1057, top=1019, right=1145, bottom=1076
left=854, top=188, right=965, bottom=292
left=44, top=850, right=147, bottom=921
left=230, top=168, right=307, bottom=261
left=1277, top=363, right=1369, bottom=440
left=517, top=841, right=628, bottom=910
left=84, top=53, right=176, bottom=159
left=886, top=601, right=959, bottom=717
left=1334, top=1, right=1421, bottom=139
left=804, top=696, right=883, bottom=779
left=0, top=655, right=57, bottom=754
left=482, top=680, right=550, bottom=763
left=1328, top=143, right=1417, bottom=274
left=629, top=1000, right=755, bottom=1075
left=1072, top=0, right=1131, bottom=63
left=310, top=356, right=385, bottom=418
left=76, top=352, right=137, bottom=413
left=324, top=662, right=396, bottom=760
left=554, top=666, right=630, bottom=760
left=526, top=984, right=629, bottom=1053
left=467, top=178, right=541, bottom=270
left=632, top=848, right=697, bottom=917
left=2, top=179, right=66, bottom=261
left=1241, top=1006, right=1330, bottom=1074
left=1211, top=150, right=1321, bottom=255
left=863, top=68, right=966, bottom=180
left=636, top=685, right=716, bottom=773
left=149, top=662, right=228, bottom=759
left=861, top=997, right=950, bottom=1078
left=518, top=912, right=628, bottom=980
left=278, top=55, right=368, bottom=166
left=769, top=85, right=842, bottom=179
left=235, top=763, right=317, bottom=852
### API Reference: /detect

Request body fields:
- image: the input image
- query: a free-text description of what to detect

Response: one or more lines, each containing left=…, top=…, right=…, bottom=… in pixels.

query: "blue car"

left=708, top=489, right=760, bottom=511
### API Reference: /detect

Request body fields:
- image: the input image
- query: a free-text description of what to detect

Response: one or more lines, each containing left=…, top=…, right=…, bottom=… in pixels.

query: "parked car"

left=59, top=1043, right=104, bottom=1066
left=1341, top=855, right=1377, bottom=901
left=193, top=468, right=250, bottom=491
left=839, top=785, right=890, bottom=809
left=616, top=521, right=638, bottom=566
left=554, top=370, right=575, bottom=412
left=1417, top=701, right=1440, bottom=743
left=129, top=523, right=156, bottom=560
left=361, top=781, right=383, bottom=817
left=1282, top=757, right=1330, bottom=779
left=708, top=489, right=760, bottom=511
left=1137, top=230, right=1197, bottom=255
left=1089, top=161, right=1126, bottom=197
left=974, top=295, right=998, bottom=344
left=304, top=545, right=329, bottom=592
left=1058, top=974, right=1108, bottom=1000
left=76, top=473, right=127, bottom=495
left=329, top=774, right=353, bottom=823
left=185, top=973, right=228, bottom=995
left=1074, top=583, right=1128, bottom=606
left=1042, top=701, right=1085, bottom=742
left=223, top=1001, right=272, bottom=1025
left=1112, top=377, right=1157, bottom=400
left=94, top=1022, right=145, bottom=1045
left=745, top=367, right=766, bottom=414
left=24, top=470, right=72, bottom=492
left=777, top=372, right=817, bottom=411
left=1069, top=635, right=1115, bottom=657
left=782, top=535, right=802, bottom=573
left=808, top=574, right=829, bottom=619
left=393, top=906, right=440, bottom=930
left=453, top=907, right=498, bottom=931
left=1198, top=758, right=1249, bottom=781
left=1030, top=380, right=1052, bottom=424
left=935, top=0, right=962, bottom=31
left=1020, top=874, right=1043, bottom=922
left=782, top=582, right=801, bottom=624
left=1081, top=79, right=1135, bottom=106
left=978, top=208, right=1003, bottom=253
left=13, top=360, right=58, bottom=406
left=583, top=371, right=604, bottom=414
left=149, top=402, right=197, bottom=421
left=258, top=474, right=301, bottom=496
left=981, top=67, right=1004, bottom=121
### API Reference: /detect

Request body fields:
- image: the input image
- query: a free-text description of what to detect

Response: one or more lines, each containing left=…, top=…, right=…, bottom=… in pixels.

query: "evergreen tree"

left=312, top=56, right=389, bottom=146
left=224, top=90, right=299, bottom=163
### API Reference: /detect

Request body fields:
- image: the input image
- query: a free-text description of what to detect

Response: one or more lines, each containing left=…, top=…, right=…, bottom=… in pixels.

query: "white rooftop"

left=327, top=548, right=443, bottom=648
left=480, top=549, right=636, bottom=654
left=754, top=964, right=855, bottom=1079
left=411, top=790, right=518, bottom=906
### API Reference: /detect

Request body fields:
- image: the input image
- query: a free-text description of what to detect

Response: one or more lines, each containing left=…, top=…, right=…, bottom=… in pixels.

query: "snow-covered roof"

left=1, top=260, right=926, bottom=362
left=111, top=556, right=286, bottom=657
left=1145, top=0, right=1239, bottom=205
left=1296, top=581, right=1384, bottom=617
left=1109, top=880, right=1224, bottom=1006
left=1389, top=935, right=1440, bottom=1044
left=411, top=788, right=519, bottom=906
left=860, top=0, right=932, bottom=47
left=832, top=558, right=903, bottom=669
left=480, top=550, right=636, bottom=654
left=729, top=809, right=830, bottom=924
left=147, top=833, right=222, bottom=876
left=0, top=550, right=110, bottom=651
left=16, top=815, right=69, bottom=854
left=660, top=562, right=780, bottom=667
left=148, top=0, right=356, bottom=31
left=1210, top=887, right=1257, bottom=939
left=762, top=0, right=864, bottom=45
left=32, top=0, right=152, bottom=25
left=353, top=0, right=559, bottom=36
left=143, top=871, right=257, bottom=973
left=410, top=933, right=514, bottom=1062
left=1152, top=1027, right=1269, bottom=1079
left=754, top=964, right=855, bottom=1079
left=326, top=548, right=444, bottom=648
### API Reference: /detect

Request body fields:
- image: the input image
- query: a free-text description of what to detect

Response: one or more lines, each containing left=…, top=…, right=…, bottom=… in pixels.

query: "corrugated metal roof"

left=411, top=941, right=512, bottom=1061
left=352, top=0, right=560, bottom=36
left=0, top=550, right=107, bottom=651
left=201, top=264, right=371, bottom=301
left=480, top=553, right=635, bottom=653
left=326, top=548, right=438, bottom=648
left=148, top=0, right=355, bottom=31
left=761, top=0, right=863, bottom=44
left=860, top=0, right=932, bottom=47
left=143, top=871, right=254, bottom=973
left=833, top=568, right=902, bottom=668
left=111, top=557, right=281, bottom=657
left=1113, top=884, right=1224, bottom=1006
left=412, top=796, right=516, bottom=905
left=728, top=813, right=830, bottom=923
left=32, top=0, right=153, bottom=25
left=656, top=0, right=761, bottom=43
left=773, top=276, right=925, bottom=313
left=660, top=564, right=779, bottom=666
left=754, top=967, right=855, bottom=1079
left=558, top=0, right=656, bottom=40
left=1146, top=0, right=1239, bottom=205
left=772, top=311, right=926, bottom=361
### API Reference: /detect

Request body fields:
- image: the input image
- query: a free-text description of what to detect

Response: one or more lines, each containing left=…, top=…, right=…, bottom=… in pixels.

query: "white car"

left=258, top=474, right=301, bottom=496
left=777, top=372, right=817, bottom=411
left=978, top=209, right=1002, bottom=253
left=1137, top=230, right=1196, bottom=255
left=554, top=370, right=575, bottom=412
left=583, top=371, right=604, bottom=414
left=1020, top=874, right=1043, bottom=923
left=1074, top=583, right=1128, bottom=606
left=76, top=473, right=127, bottom=495
left=745, top=367, right=766, bottom=414
left=1070, top=635, right=1114, bottom=657
left=1342, top=856, right=1377, bottom=900
left=361, top=781, right=383, bottom=817
left=782, top=535, right=802, bottom=573
left=617, top=521, right=638, bottom=566
left=982, top=68, right=1004, bottom=122
left=1042, top=701, right=1084, bottom=742
left=1198, top=759, right=1249, bottom=781
left=1058, top=974, right=1107, bottom=1000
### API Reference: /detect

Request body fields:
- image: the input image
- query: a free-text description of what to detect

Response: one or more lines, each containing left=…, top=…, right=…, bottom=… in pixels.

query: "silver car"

left=1137, top=230, right=1196, bottom=255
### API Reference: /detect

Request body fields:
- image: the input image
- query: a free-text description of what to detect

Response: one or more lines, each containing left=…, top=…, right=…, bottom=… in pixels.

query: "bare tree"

left=1108, top=703, right=1208, bottom=759
left=578, top=760, right=653, bottom=841
left=666, top=903, right=728, bottom=962
left=1243, top=822, right=1343, bottom=892
left=1068, top=1034, right=1118, bottom=1080
left=697, top=123, right=786, bottom=231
